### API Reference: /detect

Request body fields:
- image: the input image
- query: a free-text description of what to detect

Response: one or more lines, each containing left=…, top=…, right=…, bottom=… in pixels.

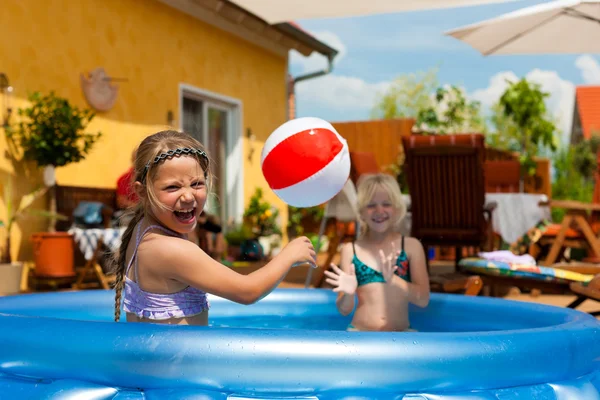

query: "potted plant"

left=412, top=85, right=486, bottom=135
left=0, top=178, right=66, bottom=294
left=243, top=188, right=282, bottom=258
left=243, top=188, right=282, bottom=238
left=6, top=91, right=102, bottom=277
left=224, top=223, right=254, bottom=261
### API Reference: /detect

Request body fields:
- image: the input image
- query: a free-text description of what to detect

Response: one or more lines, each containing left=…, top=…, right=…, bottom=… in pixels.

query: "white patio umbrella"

left=231, top=0, right=522, bottom=24
left=445, top=0, right=600, bottom=55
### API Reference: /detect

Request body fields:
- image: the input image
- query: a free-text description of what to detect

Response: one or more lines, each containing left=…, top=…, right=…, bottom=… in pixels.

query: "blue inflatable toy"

left=0, top=289, right=599, bottom=399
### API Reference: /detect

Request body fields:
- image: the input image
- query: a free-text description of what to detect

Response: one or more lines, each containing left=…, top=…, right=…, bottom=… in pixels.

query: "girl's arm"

left=161, top=235, right=316, bottom=304
left=335, top=243, right=356, bottom=316
left=389, top=237, right=430, bottom=307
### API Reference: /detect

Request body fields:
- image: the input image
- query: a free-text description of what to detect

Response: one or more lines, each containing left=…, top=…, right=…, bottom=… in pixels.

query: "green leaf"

left=17, top=186, right=49, bottom=214
left=25, top=209, right=69, bottom=221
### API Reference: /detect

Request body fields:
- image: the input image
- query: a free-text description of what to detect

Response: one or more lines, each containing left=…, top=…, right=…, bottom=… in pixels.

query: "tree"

left=485, top=102, right=523, bottom=151
left=370, top=67, right=439, bottom=119
left=496, top=78, right=558, bottom=176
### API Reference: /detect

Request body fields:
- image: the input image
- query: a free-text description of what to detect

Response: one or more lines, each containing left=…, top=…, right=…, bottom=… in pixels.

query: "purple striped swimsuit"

left=123, top=224, right=210, bottom=320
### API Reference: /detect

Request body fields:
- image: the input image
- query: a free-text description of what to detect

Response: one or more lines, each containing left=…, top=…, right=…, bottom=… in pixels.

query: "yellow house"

left=0, top=0, right=337, bottom=261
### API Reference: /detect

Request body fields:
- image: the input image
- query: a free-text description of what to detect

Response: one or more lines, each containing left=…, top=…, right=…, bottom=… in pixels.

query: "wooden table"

left=540, top=200, right=600, bottom=266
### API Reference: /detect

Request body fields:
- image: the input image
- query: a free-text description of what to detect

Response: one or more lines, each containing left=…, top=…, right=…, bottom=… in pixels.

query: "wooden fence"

left=331, top=118, right=415, bottom=173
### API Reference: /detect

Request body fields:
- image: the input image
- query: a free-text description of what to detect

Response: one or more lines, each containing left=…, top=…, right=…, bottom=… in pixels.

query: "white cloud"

left=290, top=31, right=347, bottom=74
left=575, top=54, right=600, bottom=84
left=291, top=30, right=580, bottom=145
left=294, top=74, right=390, bottom=111
left=471, top=71, right=518, bottom=109
left=471, top=69, right=575, bottom=146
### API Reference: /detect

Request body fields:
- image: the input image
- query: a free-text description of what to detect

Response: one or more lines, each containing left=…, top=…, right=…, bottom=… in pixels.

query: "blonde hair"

left=111, top=130, right=213, bottom=322
left=356, top=173, right=406, bottom=238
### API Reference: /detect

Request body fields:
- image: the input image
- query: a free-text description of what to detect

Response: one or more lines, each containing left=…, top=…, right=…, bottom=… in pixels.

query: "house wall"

left=0, top=0, right=289, bottom=261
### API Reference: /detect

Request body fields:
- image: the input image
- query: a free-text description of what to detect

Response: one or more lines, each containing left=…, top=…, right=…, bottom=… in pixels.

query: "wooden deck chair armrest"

left=543, top=200, right=600, bottom=212
left=442, top=275, right=483, bottom=296
left=483, top=201, right=497, bottom=219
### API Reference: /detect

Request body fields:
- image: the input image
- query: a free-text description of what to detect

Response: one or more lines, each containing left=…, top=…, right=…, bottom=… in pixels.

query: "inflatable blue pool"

left=0, top=289, right=599, bottom=399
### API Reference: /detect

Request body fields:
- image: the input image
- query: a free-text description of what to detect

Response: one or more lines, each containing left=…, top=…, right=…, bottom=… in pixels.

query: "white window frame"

left=178, top=83, right=244, bottom=226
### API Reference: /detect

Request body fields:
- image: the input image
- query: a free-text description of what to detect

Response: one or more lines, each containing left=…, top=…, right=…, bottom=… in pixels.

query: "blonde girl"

left=324, top=173, right=430, bottom=331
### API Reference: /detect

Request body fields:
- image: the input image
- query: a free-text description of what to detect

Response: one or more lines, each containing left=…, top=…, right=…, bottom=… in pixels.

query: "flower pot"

left=240, top=239, right=264, bottom=261
left=31, top=232, right=75, bottom=278
left=227, top=244, right=242, bottom=261
left=0, top=262, right=24, bottom=295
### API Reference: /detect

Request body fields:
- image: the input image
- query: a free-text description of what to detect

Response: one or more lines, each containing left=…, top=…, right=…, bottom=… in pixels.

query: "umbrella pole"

left=304, top=213, right=329, bottom=288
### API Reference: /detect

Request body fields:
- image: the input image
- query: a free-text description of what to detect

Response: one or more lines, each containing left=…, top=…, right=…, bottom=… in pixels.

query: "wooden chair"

left=401, top=133, right=496, bottom=268
left=71, top=236, right=116, bottom=290
left=485, top=160, right=521, bottom=193
left=55, top=185, right=116, bottom=231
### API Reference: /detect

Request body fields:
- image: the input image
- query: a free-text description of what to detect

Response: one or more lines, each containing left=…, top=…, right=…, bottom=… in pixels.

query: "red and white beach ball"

left=261, top=117, right=350, bottom=208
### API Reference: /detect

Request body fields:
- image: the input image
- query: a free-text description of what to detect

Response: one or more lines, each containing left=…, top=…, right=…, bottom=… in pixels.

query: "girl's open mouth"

left=174, top=208, right=196, bottom=224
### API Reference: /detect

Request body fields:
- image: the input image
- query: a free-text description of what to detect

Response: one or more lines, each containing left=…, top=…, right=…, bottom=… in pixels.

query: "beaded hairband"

left=140, top=147, right=209, bottom=183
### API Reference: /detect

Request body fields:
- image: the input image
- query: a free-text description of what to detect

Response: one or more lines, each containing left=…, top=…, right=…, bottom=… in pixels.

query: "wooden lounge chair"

left=401, top=133, right=497, bottom=267
left=568, top=278, right=600, bottom=316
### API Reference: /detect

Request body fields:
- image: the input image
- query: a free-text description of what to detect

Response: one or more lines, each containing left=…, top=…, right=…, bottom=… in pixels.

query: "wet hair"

left=356, top=173, right=406, bottom=238
left=111, top=130, right=212, bottom=322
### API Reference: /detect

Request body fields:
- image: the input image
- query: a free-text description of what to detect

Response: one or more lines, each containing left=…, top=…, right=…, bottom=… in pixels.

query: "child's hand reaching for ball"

left=281, top=236, right=317, bottom=268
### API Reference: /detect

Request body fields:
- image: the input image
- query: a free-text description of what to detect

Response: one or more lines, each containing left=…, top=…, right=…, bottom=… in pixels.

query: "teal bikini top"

left=352, top=236, right=411, bottom=287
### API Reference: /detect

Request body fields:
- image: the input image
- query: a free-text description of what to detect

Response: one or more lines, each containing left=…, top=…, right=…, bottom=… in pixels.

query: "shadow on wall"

left=0, top=139, right=47, bottom=262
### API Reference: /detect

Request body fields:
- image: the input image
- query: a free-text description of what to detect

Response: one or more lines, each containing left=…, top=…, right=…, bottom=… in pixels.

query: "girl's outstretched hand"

left=324, top=263, right=358, bottom=295
left=379, top=244, right=399, bottom=283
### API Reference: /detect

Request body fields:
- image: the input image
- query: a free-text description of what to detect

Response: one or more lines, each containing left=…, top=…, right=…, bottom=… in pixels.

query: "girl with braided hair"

left=111, top=130, right=316, bottom=325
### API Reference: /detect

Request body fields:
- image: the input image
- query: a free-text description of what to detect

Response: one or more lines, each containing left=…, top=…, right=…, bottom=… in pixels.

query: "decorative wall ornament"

left=0, top=73, right=13, bottom=127
left=80, top=67, right=125, bottom=112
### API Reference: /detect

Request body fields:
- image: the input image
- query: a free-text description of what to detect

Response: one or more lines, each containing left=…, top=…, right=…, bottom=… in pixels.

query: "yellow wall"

left=0, top=0, right=290, bottom=261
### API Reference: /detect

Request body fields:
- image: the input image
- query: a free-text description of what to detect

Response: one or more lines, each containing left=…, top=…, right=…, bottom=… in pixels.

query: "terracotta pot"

left=31, top=232, right=75, bottom=278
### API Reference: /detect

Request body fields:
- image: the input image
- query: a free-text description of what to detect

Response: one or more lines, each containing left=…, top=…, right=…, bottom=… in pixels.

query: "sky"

left=287, top=0, right=600, bottom=147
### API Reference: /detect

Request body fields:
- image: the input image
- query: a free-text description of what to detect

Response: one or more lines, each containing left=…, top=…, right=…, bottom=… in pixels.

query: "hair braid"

left=112, top=205, right=144, bottom=322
